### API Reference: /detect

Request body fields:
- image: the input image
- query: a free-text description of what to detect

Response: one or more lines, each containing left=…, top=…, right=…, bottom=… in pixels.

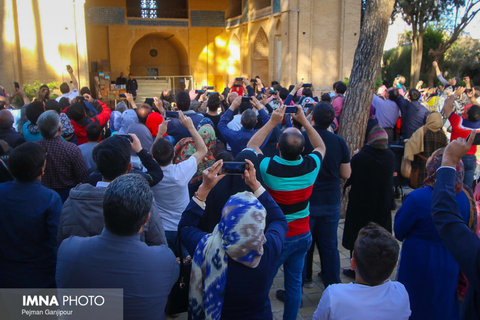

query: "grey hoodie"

left=58, top=183, right=167, bottom=246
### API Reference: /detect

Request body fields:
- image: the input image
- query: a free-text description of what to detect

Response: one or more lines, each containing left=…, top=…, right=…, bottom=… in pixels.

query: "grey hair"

left=37, top=110, right=60, bottom=139
left=103, top=173, right=153, bottom=235
left=115, top=101, right=127, bottom=113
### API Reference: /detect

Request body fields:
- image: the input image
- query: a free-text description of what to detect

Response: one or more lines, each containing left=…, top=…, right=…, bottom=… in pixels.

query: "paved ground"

left=168, top=213, right=402, bottom=320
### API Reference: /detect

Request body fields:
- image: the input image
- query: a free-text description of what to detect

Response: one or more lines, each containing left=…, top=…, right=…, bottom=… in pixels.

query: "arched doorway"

left=252, top=28, right=269, bottom=83
left=130, top=33, right=189, bottom=76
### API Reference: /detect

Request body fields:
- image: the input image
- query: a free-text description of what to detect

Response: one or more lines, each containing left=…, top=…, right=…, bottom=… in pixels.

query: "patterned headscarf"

left=174, top=124, right=217, bottom=184
left=189, top=191, right=267, bottom=320
left=424, top=148, right=464, bottom=193
left=366, top=125, right=388, bottom=150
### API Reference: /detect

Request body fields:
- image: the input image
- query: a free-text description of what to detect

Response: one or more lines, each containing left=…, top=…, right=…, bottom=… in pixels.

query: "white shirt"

left=151, top=157, right=197, bottom=231
left=56, top=89, right=79, bottom=103
left=227, top=114, right=242, bottom=131
left=313, top=281, right=411, bottom=320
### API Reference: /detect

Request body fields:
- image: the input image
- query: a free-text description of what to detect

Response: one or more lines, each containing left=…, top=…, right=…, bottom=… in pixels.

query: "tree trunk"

left=410, top=30, right=423, bottom=88
left=338, top=0, right=395, bottom=154
left=338, top=0, right=395, bottom=218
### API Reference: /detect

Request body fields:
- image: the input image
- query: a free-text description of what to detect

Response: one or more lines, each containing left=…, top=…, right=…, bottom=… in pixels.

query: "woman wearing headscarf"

left=402, top=112, right=447, bottom=188
left=342, top=125, right=395, bottom=276
left=178, top=160, right=287, bottom=320
left=395, top=148, right=475, bottom=320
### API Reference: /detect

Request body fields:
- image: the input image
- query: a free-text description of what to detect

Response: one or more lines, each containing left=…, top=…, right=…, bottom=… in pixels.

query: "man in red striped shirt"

left=247, top=105, right=326, bottom=320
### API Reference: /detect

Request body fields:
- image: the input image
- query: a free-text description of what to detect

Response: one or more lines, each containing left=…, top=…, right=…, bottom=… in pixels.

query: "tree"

left=339, top=0, right=395, bottom=154
left=394, top=0, right=480, bottom=87
left=429, top=0, right=480, bottom=61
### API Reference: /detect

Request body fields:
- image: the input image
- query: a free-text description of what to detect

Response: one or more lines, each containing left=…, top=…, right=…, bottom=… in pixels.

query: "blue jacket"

left=166, top=111, right=204, bottom=144
left=432, top=167, right=480, bottom=319
left=178, top=191, right=287, bottom=319
left=218, top=108, right=270, bottom=156
left=56, top=229, right=179, bottom=320
left=0, top=180, right=62, bottom=288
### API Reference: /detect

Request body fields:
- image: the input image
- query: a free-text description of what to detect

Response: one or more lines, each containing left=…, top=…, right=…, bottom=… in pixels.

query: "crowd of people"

left=0, top=63, right=480, bottom=320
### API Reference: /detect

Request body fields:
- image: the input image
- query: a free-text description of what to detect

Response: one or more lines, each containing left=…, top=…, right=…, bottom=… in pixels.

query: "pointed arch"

left=252, top=28, right=269, bottom=83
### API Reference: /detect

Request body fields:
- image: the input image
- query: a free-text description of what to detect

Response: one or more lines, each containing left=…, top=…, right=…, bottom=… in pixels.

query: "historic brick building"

left=0, top=0, right=361, bottom=95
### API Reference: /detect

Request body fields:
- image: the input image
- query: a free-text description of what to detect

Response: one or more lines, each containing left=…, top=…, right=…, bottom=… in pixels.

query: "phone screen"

left=222, top=162, right=247, bottom=175
left=285, top=106, right=298, bottom=114
left=117, top=135, right=133, bottom=143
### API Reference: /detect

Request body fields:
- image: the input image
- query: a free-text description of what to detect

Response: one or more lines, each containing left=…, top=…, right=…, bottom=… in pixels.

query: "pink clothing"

left=332, top=95, right=345, bottom=118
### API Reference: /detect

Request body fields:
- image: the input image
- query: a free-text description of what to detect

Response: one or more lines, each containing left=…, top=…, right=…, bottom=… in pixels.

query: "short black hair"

left=207, top=93, right=220, bottom=111
left=151, top=138, right=174, bottom=166
left=353, top=222, right=399, bottom=286
left=92, top=135, right=131, bottom=181
left=302, top=87, right=313, bottom=97
left=241, top=109, right=257, bottom=130
left=387, top=88, right=399, bottom=101
left=25, top=101, right=45, bottom=124
left=66, top=102, right=87, bottom=122
left=45, top=99, right=61, bottom=113
left=8, top=142, right=46, bottom=181
left=467, top=105, right=480, bottom=122
left=278, top=129, right=305, bottom=160
left=334, top=81, right=347, bottom=94
left=271, top=81, right=280, bottom=87
left=80, top=87, right=91, bottom=95
left=103, top=174, right=152, bottom=236
left=313, top=102, right=335, bottom=129
left=59, top=97, right=70, bottom=110
left=409, top=89, right=421, bottom=101
left=86, top=121, right=102, bottom=142
left=321, top=93, right=332, bottom=103
left=279, top=87, right=289, bottom=100
left=59, top=82, right=70, bottom=94
left=176, top=90, right=191, bottom=111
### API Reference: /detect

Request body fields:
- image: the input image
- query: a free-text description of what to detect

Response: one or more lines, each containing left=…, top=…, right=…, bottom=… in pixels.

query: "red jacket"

left=449, top=112, right=477, bottom=155
left=71, top=100, right=111, bottom=145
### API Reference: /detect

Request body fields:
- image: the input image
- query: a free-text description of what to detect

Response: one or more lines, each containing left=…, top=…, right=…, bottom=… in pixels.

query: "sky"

left=384, top=13, right=480, bottom=51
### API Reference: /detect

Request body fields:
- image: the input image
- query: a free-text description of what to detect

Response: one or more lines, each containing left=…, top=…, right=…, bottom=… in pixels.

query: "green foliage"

left=444, top=37, right=480, bottom=84
left=382, top=26, right=446, bottom=86
left=22, top=81, right=59, bottom=100
left=394, top=0, right=466, bottom=27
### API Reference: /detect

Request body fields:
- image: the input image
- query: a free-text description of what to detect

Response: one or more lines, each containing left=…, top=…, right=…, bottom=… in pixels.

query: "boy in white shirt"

left=313, top=222, right=411, bottom=320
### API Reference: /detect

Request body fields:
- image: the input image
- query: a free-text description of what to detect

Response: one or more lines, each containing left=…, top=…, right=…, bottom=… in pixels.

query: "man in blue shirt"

left=0, top=142, right=62, bottom=288
left=56, top=174, right=178, bottom=320
left=218, top=95, right=270, bottom=156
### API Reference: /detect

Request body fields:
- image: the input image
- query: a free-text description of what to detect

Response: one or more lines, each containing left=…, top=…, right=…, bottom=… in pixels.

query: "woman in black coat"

left=342, top=125, right=395, bottom=259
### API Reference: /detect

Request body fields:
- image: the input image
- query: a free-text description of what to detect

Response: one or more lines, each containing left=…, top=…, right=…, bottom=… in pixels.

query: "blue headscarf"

left=189, top=191, right=267, bottom=320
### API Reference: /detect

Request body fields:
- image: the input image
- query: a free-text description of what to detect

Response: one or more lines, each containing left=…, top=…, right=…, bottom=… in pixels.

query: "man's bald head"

left=0, top=110, right=14, bottom=129
left=136, top=104, right=152, bottom=124
left=278, top=127, right=305, bottom=160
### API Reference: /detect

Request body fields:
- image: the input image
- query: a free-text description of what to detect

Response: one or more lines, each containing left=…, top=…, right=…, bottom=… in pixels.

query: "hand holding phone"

left=285, top=106, right=298, bottom=114
left=222, top=161, right=247, bottom=175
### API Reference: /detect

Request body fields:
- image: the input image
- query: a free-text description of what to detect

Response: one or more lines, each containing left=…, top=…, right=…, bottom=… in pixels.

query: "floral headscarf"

left=174, top=124, right=217, bottom=184
left=189, top=191, right=267, bottom=320
left=424, top=148, right=464, bottom=193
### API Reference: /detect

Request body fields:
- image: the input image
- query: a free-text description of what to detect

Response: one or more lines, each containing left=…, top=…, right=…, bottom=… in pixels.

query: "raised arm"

left=292, top=105, right=326, bottom=158
left=432, top=133, right=480, bottom=289
left=66, top=65, right=78, bottom=90
left=284, top=82, right=303, bottom=106
left=129, top=133, right=164, bottom=186
left=178, top=111, right=207, bottom=163
left=178, top=160, right=225, bottom=255
left=247, top=105, right=285, bottom=154
left=432, top=61, right=448, bottom=87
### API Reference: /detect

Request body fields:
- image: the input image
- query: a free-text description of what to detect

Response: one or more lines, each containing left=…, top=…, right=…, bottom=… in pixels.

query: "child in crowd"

left=313, top=222, right=411, bottom=320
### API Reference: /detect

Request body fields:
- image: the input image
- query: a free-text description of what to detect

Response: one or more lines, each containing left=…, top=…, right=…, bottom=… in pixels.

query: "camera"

left=195, top=90, right=205, bottom=94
